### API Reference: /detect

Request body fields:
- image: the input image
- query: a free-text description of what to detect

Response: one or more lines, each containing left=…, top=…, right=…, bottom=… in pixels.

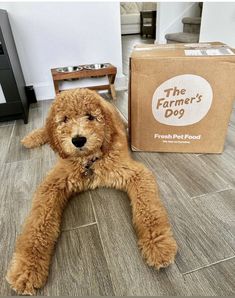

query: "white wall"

left=200, top=3, right=235, bottom=48
left=0, top=2, right=124, bottom=100
left=156, top=2, right=200, bottom=44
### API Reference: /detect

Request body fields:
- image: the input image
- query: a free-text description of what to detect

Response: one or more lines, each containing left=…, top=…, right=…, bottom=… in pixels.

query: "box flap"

left=131, top=42, right=235, bottom=59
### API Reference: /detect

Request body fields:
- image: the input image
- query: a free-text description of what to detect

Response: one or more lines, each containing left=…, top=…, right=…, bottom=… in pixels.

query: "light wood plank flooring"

left=122, top=34, right=154, bottom=76
left=0, top=92, right=234, bottom=296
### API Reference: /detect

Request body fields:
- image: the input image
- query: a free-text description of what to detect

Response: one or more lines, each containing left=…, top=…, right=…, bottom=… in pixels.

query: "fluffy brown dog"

left=6, top=88, right=177, bottom=295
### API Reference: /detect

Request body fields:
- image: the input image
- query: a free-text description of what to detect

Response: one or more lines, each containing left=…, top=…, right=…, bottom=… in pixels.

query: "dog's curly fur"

left=6, top=88, right=177, bottom=295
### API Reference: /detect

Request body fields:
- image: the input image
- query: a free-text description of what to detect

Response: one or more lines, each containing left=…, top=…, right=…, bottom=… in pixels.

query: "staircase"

left=165, top=16, right=201, bottom=44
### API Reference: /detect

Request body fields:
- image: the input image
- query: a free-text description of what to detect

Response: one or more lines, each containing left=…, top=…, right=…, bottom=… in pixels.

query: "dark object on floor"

left=0, top=9, right=29, bottom=124
left=25, top=85, right=37, bottom=104
left=140, top=10, right=156, bottom=38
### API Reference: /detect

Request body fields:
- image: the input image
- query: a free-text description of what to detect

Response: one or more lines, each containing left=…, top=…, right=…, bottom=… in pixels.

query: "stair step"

left=183, top=22, right=200, bottom=34
left=182, top=17, right=201, bottom=25
left=165, top=32, right=199, bottom=44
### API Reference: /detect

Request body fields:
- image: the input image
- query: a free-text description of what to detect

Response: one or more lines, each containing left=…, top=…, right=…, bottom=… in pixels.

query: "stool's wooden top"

left=51, top=63, right=117, bottom=81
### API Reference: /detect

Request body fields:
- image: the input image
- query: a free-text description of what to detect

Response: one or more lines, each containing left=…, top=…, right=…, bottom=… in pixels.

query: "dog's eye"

left=87, top=114, right=95, bottom=121
left=63, top=116, right=68, bottom=123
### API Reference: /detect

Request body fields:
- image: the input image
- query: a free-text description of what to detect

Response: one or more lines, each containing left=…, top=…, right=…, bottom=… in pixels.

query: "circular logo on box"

left=152, top=74, right=213, bottom=126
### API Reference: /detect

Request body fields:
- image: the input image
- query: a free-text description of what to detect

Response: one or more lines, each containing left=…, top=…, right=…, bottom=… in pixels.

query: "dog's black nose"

left=72, top=136, right=87, bottom=148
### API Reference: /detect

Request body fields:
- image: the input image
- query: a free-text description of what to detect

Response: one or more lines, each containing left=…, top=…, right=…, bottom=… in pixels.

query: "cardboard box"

left=129, top=42, right=235, bottom=153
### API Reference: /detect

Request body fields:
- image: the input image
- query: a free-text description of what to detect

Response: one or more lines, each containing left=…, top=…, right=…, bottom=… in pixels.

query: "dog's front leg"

left=6, top=165, right=72, bottom=295
left=114, top=161, right=177, bottom=269
left=21, top=127, right=48, bottom=148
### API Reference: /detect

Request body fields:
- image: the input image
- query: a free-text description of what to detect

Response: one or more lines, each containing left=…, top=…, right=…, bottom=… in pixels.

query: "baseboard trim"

left=115, top=75, right=128, bottom=91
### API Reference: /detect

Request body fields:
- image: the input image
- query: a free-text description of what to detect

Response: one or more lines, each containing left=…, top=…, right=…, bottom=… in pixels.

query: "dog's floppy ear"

left=21, top=127, right=48, bottom=149
left=100, top=99, right=127, bottom=154
left=45, top=113, right=69, bottom=159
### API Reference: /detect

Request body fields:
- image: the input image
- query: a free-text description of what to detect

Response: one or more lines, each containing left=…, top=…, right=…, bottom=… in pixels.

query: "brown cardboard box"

left=129, top=42, right=235, bottom=153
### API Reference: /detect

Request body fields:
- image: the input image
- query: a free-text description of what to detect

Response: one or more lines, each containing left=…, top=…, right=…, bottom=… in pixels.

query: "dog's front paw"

left=21, top=128, right=47, bottom=149
left=6, top=254, right=48, bottom=295
left=21, top=134, right=37, bottom=149
left=138, top=230, right=178, bottom=269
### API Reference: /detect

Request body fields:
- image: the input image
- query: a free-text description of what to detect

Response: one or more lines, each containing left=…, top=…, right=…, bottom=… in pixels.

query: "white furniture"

left=121, top=13, right=141, bottom=34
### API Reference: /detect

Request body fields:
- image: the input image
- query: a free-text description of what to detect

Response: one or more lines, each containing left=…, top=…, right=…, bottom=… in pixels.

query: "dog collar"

left=82, top=156, right=99, bottom=177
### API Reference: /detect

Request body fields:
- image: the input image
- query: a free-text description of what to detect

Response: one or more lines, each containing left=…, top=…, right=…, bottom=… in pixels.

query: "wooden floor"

left=122, top=34, right=154, bottom=75
left=0, top=91, right=235, bottom=296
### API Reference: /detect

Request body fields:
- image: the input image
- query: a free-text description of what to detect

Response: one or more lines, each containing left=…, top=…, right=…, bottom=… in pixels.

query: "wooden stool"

left=140, top=10, right=157, bottom=38
left=51, top=63, right=117, bottom=100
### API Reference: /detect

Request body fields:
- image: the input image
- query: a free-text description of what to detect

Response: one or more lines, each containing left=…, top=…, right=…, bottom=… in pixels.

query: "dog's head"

left=46, top=89, right=124, bottom=159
